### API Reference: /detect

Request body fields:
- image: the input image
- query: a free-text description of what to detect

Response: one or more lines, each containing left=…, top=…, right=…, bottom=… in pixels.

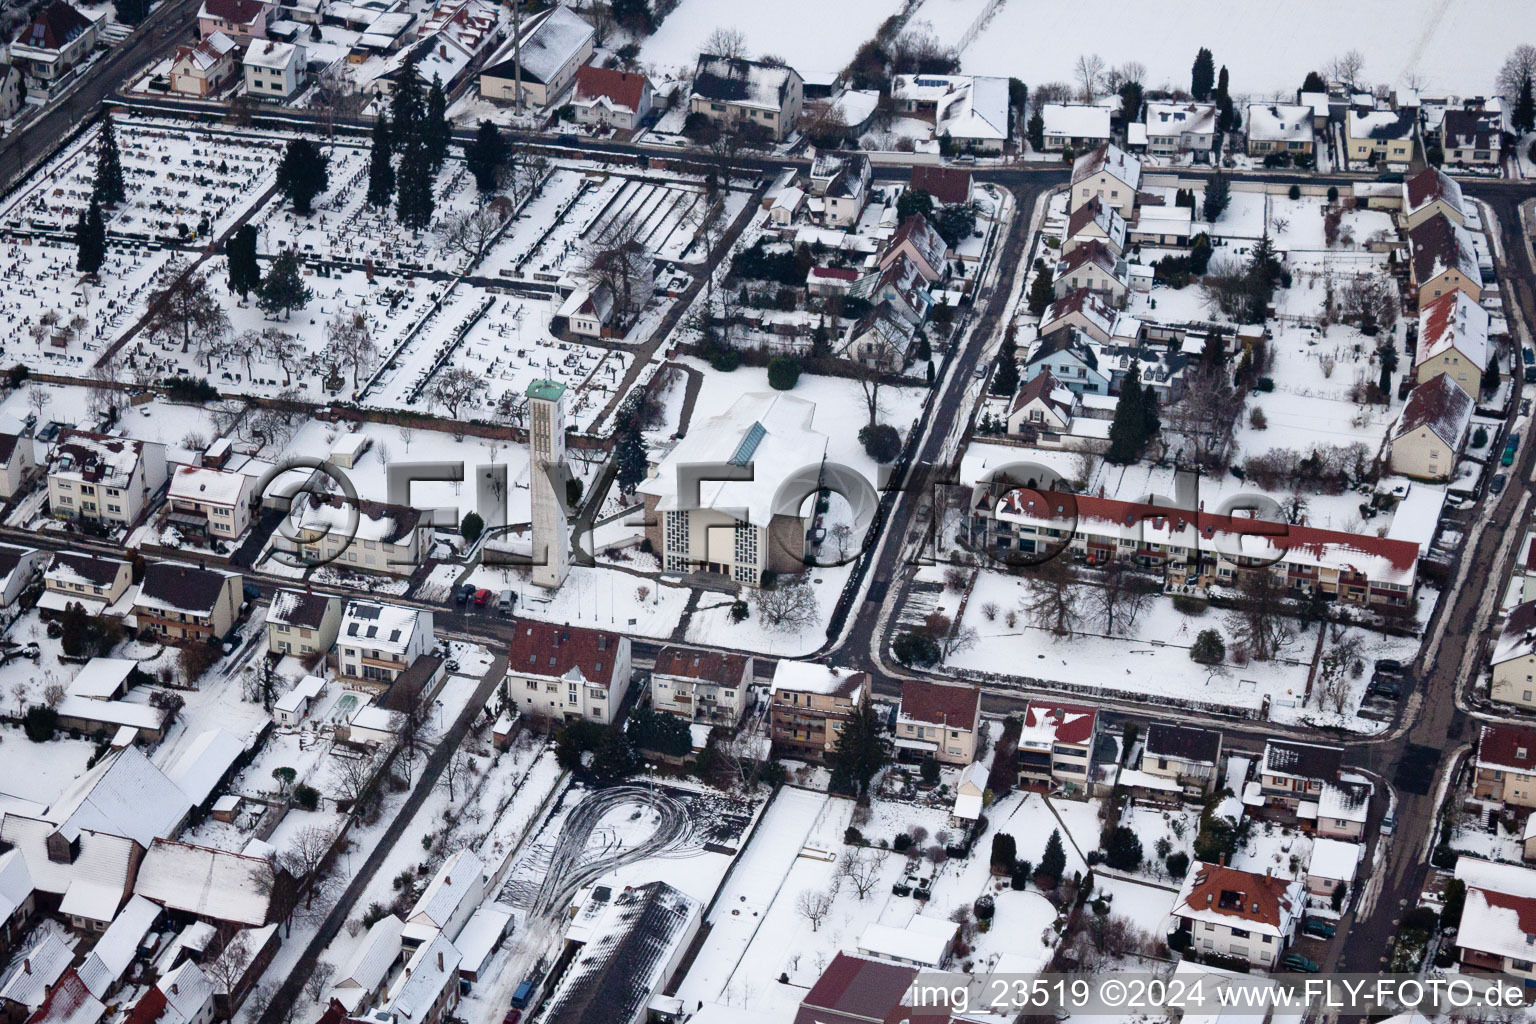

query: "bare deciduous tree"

left=841, top=851, right=881, bottom=900
left=1313, top=624, right=1365, bottom=714
left=1092, top=561, right=1155, bottom=636
left=428, top=367, right=487, bottom=419
left=325, top=311, right=378, bottom=389
left=703, top=26, right=748, bottom=59
left=1327, top=50, right=1366, bottom=90
left=796, top=888, right=833, bottom=931
left=1019, top=556, right=1083, bottom=637
left=303, top=962, right=338, bottom=1002
left=1075, top=53, right=1106, bottom=102
left=438, top=205, right=511, bottom=266
left=1164, top=362, right=1244, bottom=471
left=1499, top=45, right=1536, bottom=101
left=752, top=575, right=818, bottom=631
left=1223, top=568, right=1296, bottom=661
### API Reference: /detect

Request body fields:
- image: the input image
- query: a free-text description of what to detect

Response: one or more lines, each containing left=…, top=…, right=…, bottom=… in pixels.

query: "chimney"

left=171, top=983, right=179, bottom=996
left=22, top=959, right=30, bottom=975
left=436, top=951, right=444, bottom=971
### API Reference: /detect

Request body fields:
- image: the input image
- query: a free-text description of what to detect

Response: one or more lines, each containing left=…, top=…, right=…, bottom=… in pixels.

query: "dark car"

left=455, top=583, right=475, bottom=604
left=1302, top=918, right=1337, bottom=939
left=1493, top=473, right=1508, bottom=495
left=243, top=582, right=261, bottom=601
left=503, top=1012, right=522, bottom=1024
left=1374, top=658, right=1404, bottom=676
left=474, top=588, right=493, bottom=607
left=1368, top=680, right=1401, bottom=700
left=1281, top=953, right=1319, bottom=973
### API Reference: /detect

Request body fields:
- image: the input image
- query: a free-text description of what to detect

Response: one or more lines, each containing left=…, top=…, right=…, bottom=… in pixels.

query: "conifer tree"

left=74, top=199, right=106, bottom=274
left=1026, top=258, right=1055, bottom=316
left=94, top=115, right=126, bottom=206
left=390, top=57, right=425, bottom=145
left=1040, top=829, right=1067, bottom=884
left=464, top=119, right=509, bottom=193
left=1106, top=361, right=1147, bottom=463
left=395, top=138, right=435, bottom=229
left=365, top=117, right=396, bottom=208
left=226, top=224, right=260, bottom=299
left=1515, top=74, right=1536, bottom=134
left=423, top=75, right=452, bottom=172
left=276, top=138, right=330, bottom=215
left=1191, top=48, right=1215, bottom=101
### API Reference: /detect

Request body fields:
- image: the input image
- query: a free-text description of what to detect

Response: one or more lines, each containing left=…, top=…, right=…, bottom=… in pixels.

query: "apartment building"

left=166, top=465, right=253, bottom=542
left=649, top=646, right=753, bottom=728
left=1172, top=862, right=1301, bottom=969
left=335, top=601, right=434, bottom=689
left=504, top=622, right=630, bottom=725
left=48, top=432, right=168, bottom=529
left=768, top=662, right=868, bottom=762
left=132, top=564, right=242, bottom=643
left=1016, top=701, right=1097, bottom=789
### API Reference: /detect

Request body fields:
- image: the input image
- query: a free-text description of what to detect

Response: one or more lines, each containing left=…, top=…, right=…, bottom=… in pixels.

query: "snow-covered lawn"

left=639, top=0, right=902, bottom=75
left=957, top=0, right=1530, bottom=95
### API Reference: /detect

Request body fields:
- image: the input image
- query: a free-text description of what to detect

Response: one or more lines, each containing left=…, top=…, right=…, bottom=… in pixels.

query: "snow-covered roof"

left=454, top=903, right=511, bottom=977
left=158, top=959, right=214, bottom=1020
left=164, top=729, right=246, bottom=806
left=266, top=589, right=336, bottom=629
left=1493, top=601, right=1536, bottom=665
left=274, top=675, right=326, bottom=714
left=1299, top=90, right=1330, bottom=117
left=770, top=661, right=866, bottom=699
left=173, top=30, right=235, bottom=72
left=45, top=553, right=126, bottom=590
left=935, top=75, right=1010, bottom=141
left=690, top=54, right=798, bottom=111
left=335, top=914, right=403, bottom=997
left=855, top=915, right=956, bottom=967
left=0, top=815, right=135, bottom=905
left=1415, top=290, right=1488, bottom=371
left=1144, top=101, right=1216, bottom=138
left=1043, top=103, right=1111, bottom=142
left=1172, top=861, right=1301, bottom=938
left=1317, top=775, right=1371, bottom=823
left=135, top=840, right=273, bottom=926
left=339, top=600, right=425, bottom=656
left=168, top=464, right=249, bottom=507
left=296, top=493, right=424, bottom=545
left=1307, top=838, right=1360, bottom=883
left=54, top=695, right=163, bottom=734
left=637, top=392, right=829, bottom=526
left=1405, top=166, right=1464, bottom=218
left=383, top=932, right=461, bottom=1021
left=1245, top=103, right=1313, bottom=143
left=66, top=658, right=137, bottom=700
left=0, top=927, right=73, bottom=1009
left=1018, top=701, right=1097, bottom=749
left=28, top=971, right=103, bottom=1024
left=0, top=850, right=31, bottom=925
left=483, top=5, right=591, bottom=86
left=1347, top=108, right=1415, bottom=140
left=1066, top=196, right=1126, bottom=251
left=49, top=746, right=190, bottom=848
left=77, top=895, right=159, bottom=999
left=406, top=848, right=485, bottom=934
left=351, top=705, right=399, bottom=733
left=52, top=432, right=147, bottom=489
left=135, top=563, right=238, bottom=618
left=1409, top=215, right=1481, bottom=292
left=1394, top=372, right=1473, bottom=448
left=244, top=38, right=300, bottom=69
left=1455, top=859, right=1536, bottom=963
left=1070, top=142, right=1141, bottom=190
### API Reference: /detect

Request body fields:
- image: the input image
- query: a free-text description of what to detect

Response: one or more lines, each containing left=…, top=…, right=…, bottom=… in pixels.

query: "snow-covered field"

left=639, top=0, right=902, bottom=75
left=957, top=0, right=1532, bottom=95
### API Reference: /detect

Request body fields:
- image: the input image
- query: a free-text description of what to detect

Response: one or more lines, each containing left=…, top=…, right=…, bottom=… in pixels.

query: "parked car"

left=1381, top=810, right=1396, bottom=835
left=473, top=588, right=493, bottom=607
left=511, top=981, right=535, bottom=1010
left=1374, top=658, right=1403, bottom=676
left=1281, top=953, right=1319, bottom=973
left=503, top=1012, right=522, bottom=1024
left=497, top=590, right=515, bottom=616
left=1493, top=473, right=1508, bottom=495
left=1504, top=434, right=1521, bottom=466
left=1367, top=680, right=1401, bottom=700
left=455, top=583, right=475, bottom=604
left=1301, top=918, right=1337, bottom=939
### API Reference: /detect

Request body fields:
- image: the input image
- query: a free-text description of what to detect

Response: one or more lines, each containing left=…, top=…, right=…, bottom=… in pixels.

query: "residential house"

left=1475, top=724, right=1536, bottom=809
left=768, top=661, right=867, bottom=762
left=40, top=553, right=131, bottom=616
left=331, top=915, right=404, bottom=1013
left=0, top=66, right=24, bottom=121
left=9, top=1, right=101, bottom=93
left=378, top=933, right=460, bottom=1024
left=1039, top=288, right=1137, bottom=347
left=139, top=960, right=214, bottom=1024
left=1344, top=108, right=1416, bottom=167
left=855, top=916, right=958, bottom=969
left=1139, top=724, right=1223, bottom=796
left=856, top=255, right=932, bottom=327
left=1258, top=740, right=1343, bottom=811
left=1040, top=104, right=1111, bottom=152
left=29, top=969, right=103, bottom=1024
left=638, top=392, right=830, bottom=585
left=165, top=464, right=253, bottom=542
left=1015, top=701, right=1097, bottom=789
left=134, top=840, right=278, bottom=931
left=1408, top=214, right=1482, bottom=306
left=1005, top=369, right=1079, bottom=438
left=291, top=494, right=429, bottom=576
left=1143, top=102, right=1216, bottom=159
left=1052, top=240, right=1128, bottom=308
left=48, top=432, right=168, bottom=529
left=132, top=564, right=242, bottom=643
left=1172, top=861, right=1301, bottom=969
left=478, top=5, right=593, bottom=108
left=1402, top=167, right=1465, bottom=230
left=909, top=165, right=972, bottom=206
left=1068, top=143, right=1141, bottom=217
left=569, top=64, right=652, bottom=130
left=840, top=302, right=917, bottom=373
left=0, top=545, right=45, bottom=610
left=1414, top=290, right=1488, bottom=395
left=807, top=152, right=870, bottom=228
left=0, top=432, right=37, bottom=499
left=1315, top=776, right=1371, bottom=840
left=1453, top=857, right=1536, bottom=984
left=649, top=646, right=753, bottom=728
left=75, top=895, right=159, bottom=1002
left=271, top=675, right=325, bottom=726
left=1443, top=108, right=1502, bottom=168
left=403, top=849, right=485, bottom=947
left=1022, top=329, right=1111, bottom=395
left=196, top=0, right=273, bottom=45
left=791, top=954, right=916, bottom=1024
left=932, top=75, right=1009, bottom=152
left=0, top=816, right=139, bottom=932
left=503, top=622, right=630, bottom=725
left=264, top=589, right=342, bottom=659
left=0, top=928, right=73, bottom=1016
left=1245, top=103, right=1314, bottom=159
left=1128, top=197, right=1193, bottom=246
left=687, top=55, right=803, bottom=141
left=806, top=266, right=856, bottom=298
left=1390, top=373, right=1474, bottom=481
left=896, top=680, right=980, bottom=766
left=335, top=601, right=434, bottom=689
left=1492, top=601, right=1536, bottom=709
left=168, top=32, right=237, bottom=97
left=879, top=213, right=949, bottom=283
left=967, top=486, right=1420, bottom=607
left=243, top=40, right=304, bottom=99
left=951, top=761, right=987, bottom=822
left=1064, top=196, right=1126, bottom=257
left=555, top=282, right=616, bottom=338
left=0, top=852, right=33, bottom=957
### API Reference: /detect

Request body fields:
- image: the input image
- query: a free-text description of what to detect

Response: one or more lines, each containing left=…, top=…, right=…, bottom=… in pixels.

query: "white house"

left=1068, top=143, right=1141, bottom=217
left=403, top=849, right=486, bottom=947
left=504, top=622, right=630, bottom=725
left=1172, top=861, right=1301, bottom=969
left=569, top=64, right=652, bottom=130
left=243, top=40, right=304, bottom=99
left=0, top=433, right=36, bottom=500
left=166, top=464, right=253, bottom=543
left=48, top=431, right=168, bottom=530
left=169, top=32, right=237, bottom=97
left=336, top=600, right=434, bottom=688
left=649, top=646, right=752, bottom=727
left=265, top=589, right=343, bottom=658
left=1143, top=102, right=1216, bottom=159
left=479, top=4, right=594, bottom=109
left=1040, top=103, right=1111, bottom=152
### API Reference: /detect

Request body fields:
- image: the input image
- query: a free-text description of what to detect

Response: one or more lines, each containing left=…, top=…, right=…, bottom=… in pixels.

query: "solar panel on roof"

left=728, top=421, right=766, bottom=466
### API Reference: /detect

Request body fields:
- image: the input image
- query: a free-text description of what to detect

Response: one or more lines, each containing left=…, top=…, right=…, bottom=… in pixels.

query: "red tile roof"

left=899, top=679, right=980, bottom=729
left=1475, top=887, right=1536, bottom=934
left=573, top=64, right=648, bottom=112
left=1396, top=371, right=1472, bottom=446
left=1066, top=195, right=1110, bottom=239
left=1405, top=167, right=1463, bottom=215
left=652, top=645, right=749, bottom=685
left=1181, top=862, right=1294, bottom=929
left=810, top=266, right=859, bottom=282
left=200, top=0, right=267, bottom=24
left=124, top=985, right=167, bottom=1024
left=1023, top=701, right=1098, bottom=744
left=793, top=953, right=918, bottom=1024
left=1479, top=723, right=1536, bottom=773
left=909, top=165, right=972, bottom=205
left=29, top=971, right=99, bottom=1024
left=1056, top=239, right=1121, bottom=279
left=507, top=622, right=624, bottom=688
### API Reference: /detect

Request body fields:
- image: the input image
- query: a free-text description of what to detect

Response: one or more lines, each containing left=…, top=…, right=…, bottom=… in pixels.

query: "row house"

left=895, top=680, right=981, bottom=766
left=132, top=563, right=242, bottom=643
left=1413, top=289, right=1487, bottom=397
left=48, top=432, right=168, bottom=530
left=967, top=487, right=1420, bottom=608
left=264, top=589, right=342, bottom=659
left=165, top=464, right=253, bottom=542
left=336, top=600, right=434, bottom=689
left=504, top=622, right=629, bottom=725
left=1407, top=213, right=1482, bottom=308
left=768, top=662, right=867, bottom=762
left=1016, top=701, right=1097, bottom=790
left=649, top=646, right=752, bottom=728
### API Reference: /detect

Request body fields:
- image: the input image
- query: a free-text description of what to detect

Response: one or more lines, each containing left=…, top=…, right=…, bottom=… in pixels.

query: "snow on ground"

left=957, top=0, right=1532, bottom=95
left=639, top=0, right=902, bottom=75
left=466, top=562, right=690, bottom=639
